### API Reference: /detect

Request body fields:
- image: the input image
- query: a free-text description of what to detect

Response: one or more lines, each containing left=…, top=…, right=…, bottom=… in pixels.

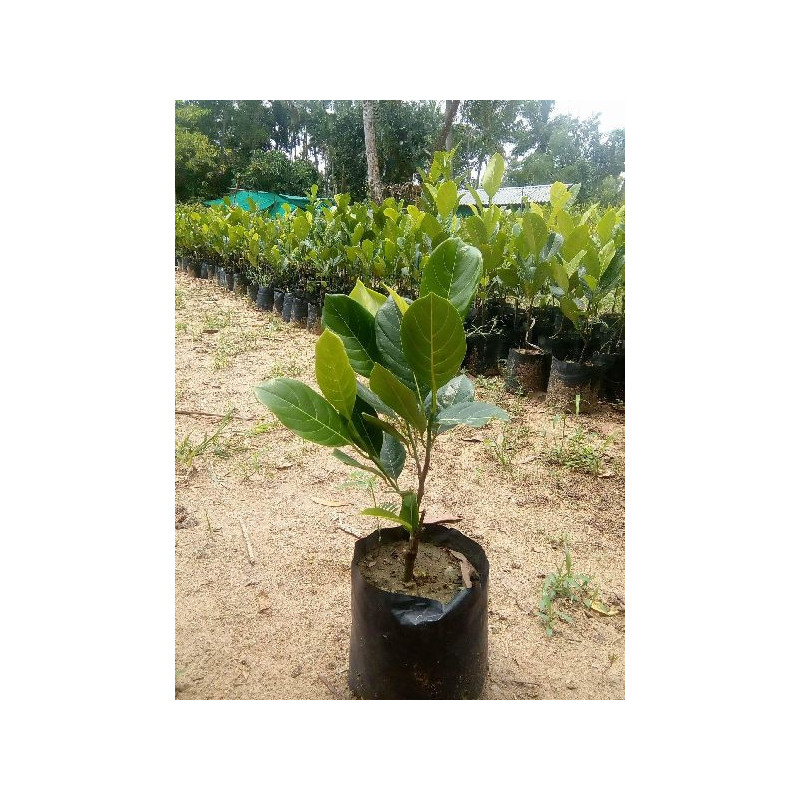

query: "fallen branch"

left=238, top=519, right=255, bottom=565
left=176, top=410, right=258, bottom=422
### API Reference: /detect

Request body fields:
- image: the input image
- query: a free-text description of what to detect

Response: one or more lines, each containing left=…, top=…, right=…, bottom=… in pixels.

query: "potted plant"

left=544, top=199, right=626, bottom=413
left=254, top=236, right=509, bottom=699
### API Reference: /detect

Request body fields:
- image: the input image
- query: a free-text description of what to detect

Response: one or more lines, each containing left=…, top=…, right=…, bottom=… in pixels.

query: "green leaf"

left=349, top=278, right=387, bottom=316
left=254, top=379, right=352, bottom=447
left=559, top=296, right=582, bottom=327
left=540, top=231, right=564, bottom=262
left=361, top=239, right=374, bottom=261
left=550, top=182, right=570, bottom=212
left=522, top=212, right=548, bottom=258
left=369, top=364, right=427, bottom=433
left=482, top=153, right=505, bottom=200
left=466, top=186, right=484, bottom=210
left=562, top=225, right=590, bottom=262
left=436, top=180, right=459, bottom=217
left=549, top=259, right=570, bottom=292
left=332, top=449, right=386, bottom=479
left=347, top=394, right=382, bottom=457
left=360, top=507, right=412, bottom=532
left=424, top=374, right=474, bottom=418
left=375, top=295, right=418, bottom=391
left=315, top=329, right=356, bottom=418
left=321, top=294, right=380, bottom=378
left=420, top=237, right=483, bottom=320
left=400, top=491, right=419, bottom=531
left=462, top=215, right=487, bottom=244
left=401, top=293, right=467, bottom=395
left=293, top=212, right=311, bottom=240
left=379, top=433, right=406, bottom=480
left=362, top=414, right=409, bottom=445
left=596, top=209, right=617, bottom=244
left=434, top=401, right=509, bottom=428
left=556, top=210, right=575, bottom=237
left=382, top=285, right=409, bottom=314
left=355, top=381, right=396, bottom=419
left=596, top=248, right=625, bottom=299
left=420, top=213, right=443, bottom=240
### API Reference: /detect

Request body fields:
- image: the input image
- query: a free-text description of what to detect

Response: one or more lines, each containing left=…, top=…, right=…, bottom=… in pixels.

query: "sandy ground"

left=174, top=271, right=625, bottom=700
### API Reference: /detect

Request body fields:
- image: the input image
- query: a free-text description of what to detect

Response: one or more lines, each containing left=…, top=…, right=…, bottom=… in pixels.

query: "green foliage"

left=538, top=538, right=600, bottom=637
left=253, top=236, right=509, bottom=581
left=176, top=145, right=625, bottom=369
left=543, top=411, right=613, bottom=476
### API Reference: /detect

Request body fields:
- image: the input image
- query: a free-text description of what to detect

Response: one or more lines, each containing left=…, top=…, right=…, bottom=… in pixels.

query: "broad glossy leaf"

left=356, top=381, right=396, bottom=419
left=401, top=293, right=466, bottom=394
left=596, top=249, right=625, bottom=299
left=361, top=507, right=412, bottom=532
left=347, top=394, right=382, bottom=457
left=315, top=329, right=356, bottom=418
left=369, top=364, right=427, bottom=432
left=400, top=491, right=419, bottom=531
left=596, top=209, right=617, bottom=244
left=322, top=294, right=380, bottom=377
left=550, top=182, right=570, bottom=213
left=434, top=400, right=509, bottom=428
left=420, top=237, right=482, bottom=320
left=556, top=210, right=575, bottom=238
left=523, top=212, right=548, bottom=258
left=379, top=433, right=406, bottom=480
left=361, top=239, right=374, bottom=261
left=349, top=278, right=387, bottom=316
left=540, top=231, right=564, bottom=262
left=425, top=373, right=474, bottom=414
left=467, top=186, right=484, bottom=210
left=549, top=260, right=570, bottom=292
left=254, top=379, right=351, bottom=447
left=420, top=213, right=443, bottom=240
left=382, top=285, right=409, bottom=314
left=482, top=153, right=505, bottom=200
left=462, top=214, right=487, bottom=244
left=562, top=225, right=590, bottom=262
left=363, top=414, right=409, bottom=445
left=332, top=448, right=386, bottom=479
left=375, top=296, right=418, bottom=391
left=298, top=212, right=313, bottom=239
left=436, top=180, right=459, bottom=217
left=559, top=296, right=582, bottom=327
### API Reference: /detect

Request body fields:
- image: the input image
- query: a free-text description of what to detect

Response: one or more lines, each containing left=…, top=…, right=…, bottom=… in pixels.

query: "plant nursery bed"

left=174, top=272, right=626, bottom=700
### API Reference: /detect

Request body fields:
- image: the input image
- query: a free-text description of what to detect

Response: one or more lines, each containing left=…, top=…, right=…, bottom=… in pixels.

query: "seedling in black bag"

left=255, top=237, right=509, bottom=581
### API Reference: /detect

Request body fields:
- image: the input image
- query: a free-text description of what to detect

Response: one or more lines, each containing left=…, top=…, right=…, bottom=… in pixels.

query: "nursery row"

left=177, top=250, right=623, bottom=410
left=175, top=151, right=625, bottom=406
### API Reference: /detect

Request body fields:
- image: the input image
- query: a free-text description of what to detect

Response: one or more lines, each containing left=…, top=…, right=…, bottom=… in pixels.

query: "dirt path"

left=174, top=272, right=625, bottom=699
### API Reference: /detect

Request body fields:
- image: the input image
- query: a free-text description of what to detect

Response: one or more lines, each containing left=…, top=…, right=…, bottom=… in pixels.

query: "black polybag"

left=348, top=525, right=489, bottom=700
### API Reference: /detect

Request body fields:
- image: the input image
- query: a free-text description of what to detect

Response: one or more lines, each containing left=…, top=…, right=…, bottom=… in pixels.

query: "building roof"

left=458, top=184, right=570, bottom=207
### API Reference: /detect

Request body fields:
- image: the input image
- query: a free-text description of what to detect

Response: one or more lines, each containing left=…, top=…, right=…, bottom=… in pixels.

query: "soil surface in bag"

left=357, top=539, right=474, bottom=603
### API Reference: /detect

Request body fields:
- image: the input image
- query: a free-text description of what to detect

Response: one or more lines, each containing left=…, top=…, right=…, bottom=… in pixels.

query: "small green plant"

left=201, top=310, right=233, bottom=332
left=538, top=537, right=599, bottom=636
left=175, top=286, right=186, bottom=310
left=484, top=424, right=515, bottom=468
left=267, top=356, right=305, bottom=379
left=543, top=405, right=612, bottom=476
left=175, top=411, right=234, bottom=467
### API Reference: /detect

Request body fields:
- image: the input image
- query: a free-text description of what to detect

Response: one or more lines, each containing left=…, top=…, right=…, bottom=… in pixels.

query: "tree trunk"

left=435, top=100, right=460, bottom=151
left=362, top=100, right=383, bottom=203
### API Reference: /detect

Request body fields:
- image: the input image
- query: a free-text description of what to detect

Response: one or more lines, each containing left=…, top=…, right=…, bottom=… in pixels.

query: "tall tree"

left=435, top=100, right=460, bottom=151
left=362, top=100, right=383, bottom=202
